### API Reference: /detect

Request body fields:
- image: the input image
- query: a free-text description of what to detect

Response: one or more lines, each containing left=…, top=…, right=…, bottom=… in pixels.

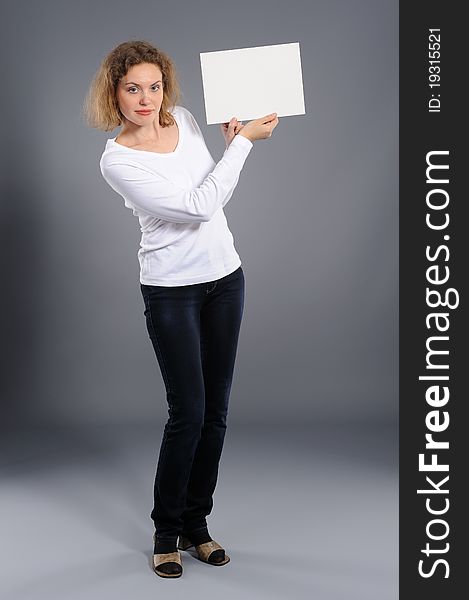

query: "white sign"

left=199, top=42, right=305, bottom=124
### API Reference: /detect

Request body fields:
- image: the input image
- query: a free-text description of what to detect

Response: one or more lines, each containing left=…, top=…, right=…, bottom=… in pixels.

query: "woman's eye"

left=127, top=85, right=160, bottom=93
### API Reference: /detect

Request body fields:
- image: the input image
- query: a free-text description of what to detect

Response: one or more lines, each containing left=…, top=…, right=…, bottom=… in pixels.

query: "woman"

left=84, top=40, right=278, bottom=578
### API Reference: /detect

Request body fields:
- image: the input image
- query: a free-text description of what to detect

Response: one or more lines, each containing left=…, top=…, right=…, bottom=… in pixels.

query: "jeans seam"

left=145, top=298, right=172, bottom=394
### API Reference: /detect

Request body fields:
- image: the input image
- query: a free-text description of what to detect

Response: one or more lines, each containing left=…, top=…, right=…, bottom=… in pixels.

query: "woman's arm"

left=100, top=133, right=253, bottom=223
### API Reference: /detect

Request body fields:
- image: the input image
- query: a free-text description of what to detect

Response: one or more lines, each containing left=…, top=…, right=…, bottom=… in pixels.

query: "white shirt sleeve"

left=100, top=133, right=253, bottom=223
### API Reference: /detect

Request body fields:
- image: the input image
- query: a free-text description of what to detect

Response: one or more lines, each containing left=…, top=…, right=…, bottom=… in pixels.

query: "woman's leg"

left=181, top=266, right=245, bottom=535
left=140, top=282, right=207, bottom=545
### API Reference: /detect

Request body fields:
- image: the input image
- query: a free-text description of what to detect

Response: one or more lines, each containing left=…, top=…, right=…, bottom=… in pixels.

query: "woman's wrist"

left=237, top=131, right=252, bottom=143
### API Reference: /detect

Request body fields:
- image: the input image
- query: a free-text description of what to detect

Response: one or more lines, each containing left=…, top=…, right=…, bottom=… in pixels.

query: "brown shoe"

left=178, top=534, right=230, bottom=566
left=152, top=533, right=183, bottom=578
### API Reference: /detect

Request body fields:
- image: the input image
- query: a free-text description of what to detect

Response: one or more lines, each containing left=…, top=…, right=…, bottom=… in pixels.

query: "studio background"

left=1, top=1, right=398, bottom=599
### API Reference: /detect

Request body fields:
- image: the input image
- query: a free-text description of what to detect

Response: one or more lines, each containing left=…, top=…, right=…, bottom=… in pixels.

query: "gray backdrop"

left=1, top=1, right=398, bottom=598
left=3, top=0, right=398, bottom=428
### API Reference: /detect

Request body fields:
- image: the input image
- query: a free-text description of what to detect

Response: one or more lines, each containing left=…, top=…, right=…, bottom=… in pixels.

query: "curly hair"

left=83, top=40, right=183, bottom=132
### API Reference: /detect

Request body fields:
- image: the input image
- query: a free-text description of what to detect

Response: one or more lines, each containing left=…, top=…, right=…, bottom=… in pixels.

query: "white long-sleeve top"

left=99, top=104, right=253, bottom=286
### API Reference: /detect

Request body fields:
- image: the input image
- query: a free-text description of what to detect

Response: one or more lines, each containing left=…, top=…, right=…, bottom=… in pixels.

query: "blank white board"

left=199, top=42, right=305, bottom=125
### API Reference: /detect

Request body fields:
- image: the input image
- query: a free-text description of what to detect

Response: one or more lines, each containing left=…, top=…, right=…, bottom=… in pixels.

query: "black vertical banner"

left=400, top=1, right=466, bottom=598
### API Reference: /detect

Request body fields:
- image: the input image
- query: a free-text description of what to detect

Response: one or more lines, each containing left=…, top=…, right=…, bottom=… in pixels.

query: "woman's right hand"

left=237, top=112, right=279, bottom=142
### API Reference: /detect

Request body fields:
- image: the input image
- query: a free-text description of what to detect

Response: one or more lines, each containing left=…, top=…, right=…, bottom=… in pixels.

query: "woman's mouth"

left=136, top=110, right=153, bottom=115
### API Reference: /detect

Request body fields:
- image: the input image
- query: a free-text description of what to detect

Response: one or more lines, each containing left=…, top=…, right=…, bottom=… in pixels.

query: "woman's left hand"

left=220, top=117, right=244, bottom=147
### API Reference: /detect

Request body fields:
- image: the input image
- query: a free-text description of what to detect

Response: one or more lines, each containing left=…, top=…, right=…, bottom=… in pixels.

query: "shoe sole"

left=200, top=555, right=230, bottom=566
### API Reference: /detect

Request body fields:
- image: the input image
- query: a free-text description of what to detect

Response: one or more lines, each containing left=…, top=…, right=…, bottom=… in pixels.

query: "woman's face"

left=116, top=62, right=164, bottom=126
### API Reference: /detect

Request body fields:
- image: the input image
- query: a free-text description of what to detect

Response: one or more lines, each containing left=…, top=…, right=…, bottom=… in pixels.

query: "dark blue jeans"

left=140, top=265, right=245, bottom=542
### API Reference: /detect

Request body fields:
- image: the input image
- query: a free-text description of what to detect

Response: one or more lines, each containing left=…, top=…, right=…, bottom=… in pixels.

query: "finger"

left=257, top=114, right=275, bottom=125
